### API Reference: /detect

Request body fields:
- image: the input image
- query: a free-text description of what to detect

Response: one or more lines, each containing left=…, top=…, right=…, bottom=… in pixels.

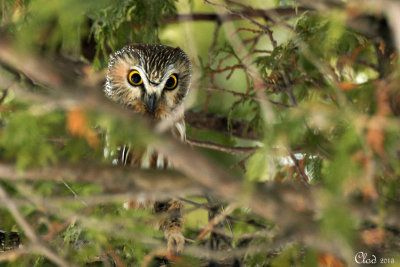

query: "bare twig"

left=253, top=49, right=272, bottom=53
left=229, top=151, right=255, bottom=171
left=197, top=86, right=292, bottom=108
left=197, top=205, right=235, bottom=240
left=208, top=2, right=277, bottom=124
left=162, top=7, right=310, bottom=23
left=289, top=153, right=309, bottom=187
left=205, top=0, right=273, bottom=31
left=180, top=197, right=269, bottom=229
left=186, top=137, right=258, bottom=154
left=0, top=184, right=71, bottom=266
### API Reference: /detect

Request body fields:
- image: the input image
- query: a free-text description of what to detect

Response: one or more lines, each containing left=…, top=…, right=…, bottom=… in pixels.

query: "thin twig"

left=197, top=205, right=235, bottom=240
left=186, top=137, right=258, bottom=154
left=0, top=184, right=71, bottom=266
left=198, top=86, right=292, bottom=108
left=205, top=0, right=272, bottom=31
left=162, top=7, right=310, bottom=23
left=289, top=153, right=309, bottom=187
left=0, top=87, right=8, bottom=104
left=229, top=151, right=255, bottom=171
left=253, top=49, right=272, bottom=53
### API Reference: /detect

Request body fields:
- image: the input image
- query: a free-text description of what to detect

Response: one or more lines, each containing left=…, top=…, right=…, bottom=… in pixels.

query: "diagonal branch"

left=0, top=33, right=316, bottom=246
left=186, top=137, right=258, bottom=154
left=0, top=184, right=71, bottom=267
left=0, top=162, right=200, bottom=196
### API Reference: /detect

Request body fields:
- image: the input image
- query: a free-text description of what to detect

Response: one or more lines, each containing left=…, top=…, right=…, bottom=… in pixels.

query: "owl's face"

left=106, top=44, right=191, bottom=120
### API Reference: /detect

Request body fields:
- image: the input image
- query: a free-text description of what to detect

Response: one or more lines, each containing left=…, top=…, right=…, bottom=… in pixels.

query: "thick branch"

left=0, top=33, right=390, bottom=252
left=155, top=135, right=317, bottom=232
left=0, top=159, right=316, bottom=233
left=0, top=31, right=319, bottom=240
left=0, top=162, right=200, bottom=196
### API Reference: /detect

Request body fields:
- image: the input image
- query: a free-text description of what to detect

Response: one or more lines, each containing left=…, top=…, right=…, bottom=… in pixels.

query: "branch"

left=180, top=197, right=268, bottom=229
left=291, top=157, right=310, bottom=189
left=185, top=110, right=261, bottom=140
left=0, top=184, right=71, bottom=267
left=0, top=246, right=30, bottom=262
left=154, top=134, right=317, bottom=232
left=0, top=34, right=365, bottom=258
left=197, top=86, right=292, bottom=108
left=186, top=137, right=258, bottom=154
left=162, top=7, right=310, bottom=23
left=0, top=158, right=316, bottom=232
left=0, top=32, right=323, bottom=246
left=0, top=35, right=145, bottom=126
left=0, top=162, right=201, bottom=196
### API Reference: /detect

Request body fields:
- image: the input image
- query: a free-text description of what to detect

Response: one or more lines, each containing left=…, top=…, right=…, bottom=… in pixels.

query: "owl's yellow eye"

left=164, top=74, right=178, bottom=90
left=128, top=70, right=143, bottom=86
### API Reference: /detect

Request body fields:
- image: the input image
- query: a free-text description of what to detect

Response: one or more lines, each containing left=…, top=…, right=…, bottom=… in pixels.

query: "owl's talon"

left=167, top=231, right=185, bottom=255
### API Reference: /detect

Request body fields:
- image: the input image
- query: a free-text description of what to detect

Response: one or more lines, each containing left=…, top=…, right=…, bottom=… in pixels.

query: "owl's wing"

left=172, top=118, right=186, bottom=142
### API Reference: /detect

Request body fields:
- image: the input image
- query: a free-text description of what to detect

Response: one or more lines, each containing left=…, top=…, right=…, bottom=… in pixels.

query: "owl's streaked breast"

left=106, top=44, right=190, bottom=254
left=118, top=119, right=186, bottom=169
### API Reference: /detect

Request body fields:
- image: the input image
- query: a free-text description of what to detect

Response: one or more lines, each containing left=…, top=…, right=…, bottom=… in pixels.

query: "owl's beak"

left=146, top=93, right=157, bottom=113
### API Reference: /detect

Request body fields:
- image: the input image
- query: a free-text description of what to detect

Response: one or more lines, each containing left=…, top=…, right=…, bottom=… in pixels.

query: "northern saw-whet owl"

left=105, top=44, right=191, bottom=254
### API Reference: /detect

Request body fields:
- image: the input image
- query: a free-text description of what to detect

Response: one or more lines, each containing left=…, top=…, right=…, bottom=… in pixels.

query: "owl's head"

left=105, top=44, right=191, bottom=120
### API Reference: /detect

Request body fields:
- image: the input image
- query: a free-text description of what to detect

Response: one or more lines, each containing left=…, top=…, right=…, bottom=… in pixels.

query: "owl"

left=105, top=44, right=191, bottom=254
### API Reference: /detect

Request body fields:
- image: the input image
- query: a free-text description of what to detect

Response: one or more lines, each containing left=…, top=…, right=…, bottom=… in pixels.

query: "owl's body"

left=105, top=44, right=191, bottom=254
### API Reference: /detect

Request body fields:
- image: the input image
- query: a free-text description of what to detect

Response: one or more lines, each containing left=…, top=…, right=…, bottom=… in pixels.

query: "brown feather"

left=106, top=43, right=191, bottom=254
